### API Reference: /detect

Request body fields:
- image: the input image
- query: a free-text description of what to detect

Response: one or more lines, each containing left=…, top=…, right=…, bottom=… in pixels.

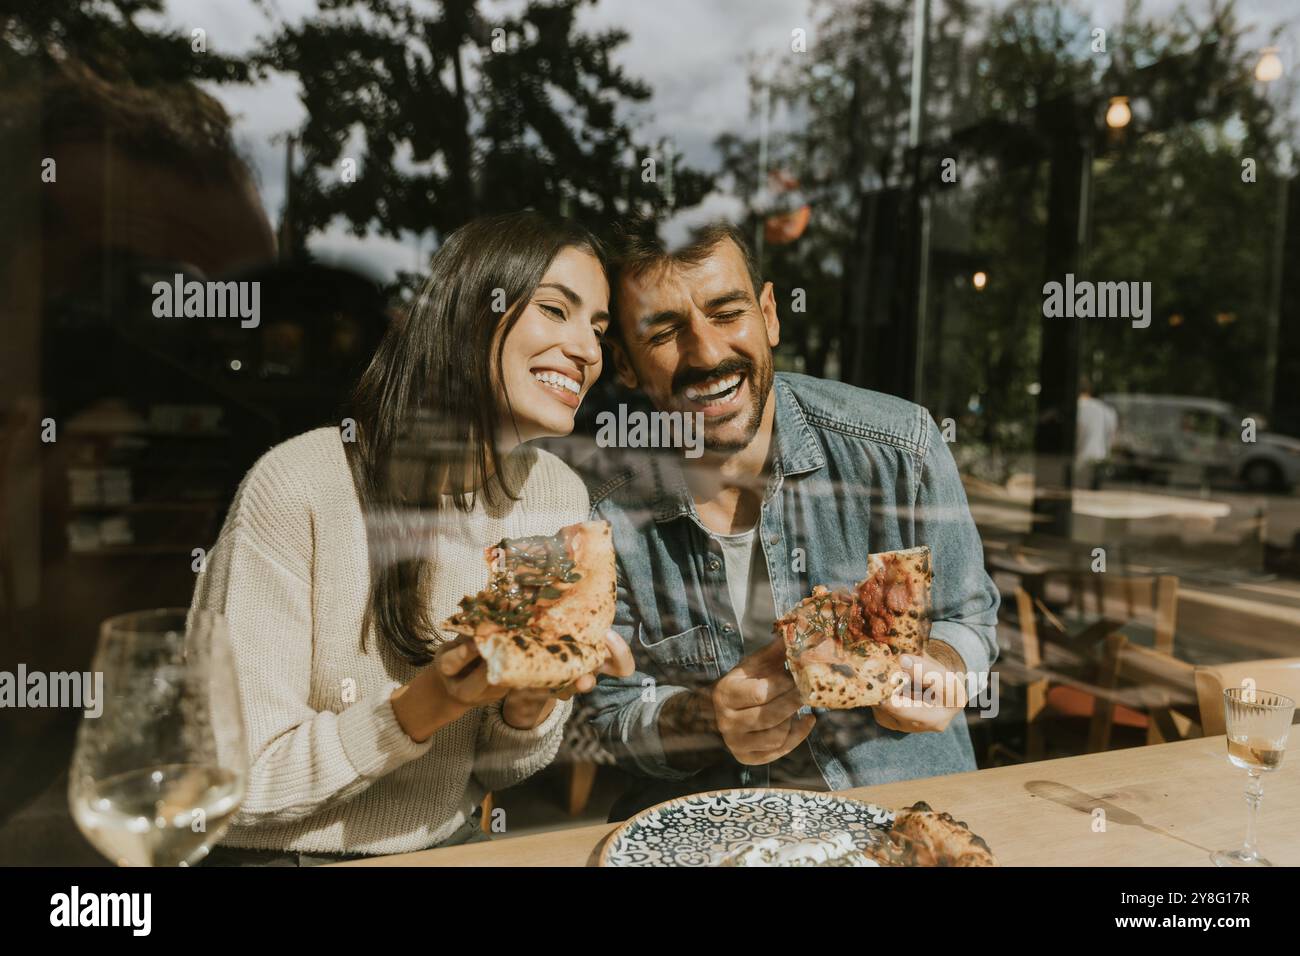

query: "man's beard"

left=671, top=355, right=775, bottom=454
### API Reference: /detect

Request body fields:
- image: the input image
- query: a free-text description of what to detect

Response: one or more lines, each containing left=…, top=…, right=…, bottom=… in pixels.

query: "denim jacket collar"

left=648, top=374, right=827, bottom=524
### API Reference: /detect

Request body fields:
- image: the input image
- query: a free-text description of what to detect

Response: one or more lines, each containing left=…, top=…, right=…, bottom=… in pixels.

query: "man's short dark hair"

left=605, top=217, right=762, bottom=339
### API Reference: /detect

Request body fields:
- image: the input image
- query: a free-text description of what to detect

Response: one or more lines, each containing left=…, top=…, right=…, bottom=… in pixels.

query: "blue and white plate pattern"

left=600, top=788, right=901, bottom=867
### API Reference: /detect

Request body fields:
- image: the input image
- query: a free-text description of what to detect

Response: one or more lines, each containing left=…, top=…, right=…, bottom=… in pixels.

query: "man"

left=1075, top=379, right=1117, bottom=490
left=581, top=221, right=999, bottom=814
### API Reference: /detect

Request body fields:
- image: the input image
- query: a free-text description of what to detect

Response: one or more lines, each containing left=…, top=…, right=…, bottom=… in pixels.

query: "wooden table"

left=334, top=736, right=1300, bottom=867
left=1068, top=489, right=1232, bottom=523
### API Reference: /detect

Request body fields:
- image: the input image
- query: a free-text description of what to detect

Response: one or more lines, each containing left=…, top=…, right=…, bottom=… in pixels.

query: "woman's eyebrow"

left=536, top=282, right=581, bottom=305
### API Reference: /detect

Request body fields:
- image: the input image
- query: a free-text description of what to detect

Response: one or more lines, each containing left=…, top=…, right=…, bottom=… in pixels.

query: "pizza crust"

left=789, top=653, right=905, bottom=709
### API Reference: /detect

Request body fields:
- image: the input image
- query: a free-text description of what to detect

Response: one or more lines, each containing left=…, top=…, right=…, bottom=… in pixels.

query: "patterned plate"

left=599, top=788, right=904, bottom=867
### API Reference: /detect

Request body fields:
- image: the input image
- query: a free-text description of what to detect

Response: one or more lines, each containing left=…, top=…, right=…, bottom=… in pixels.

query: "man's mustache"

left=671, top=358, right=753, bottom=396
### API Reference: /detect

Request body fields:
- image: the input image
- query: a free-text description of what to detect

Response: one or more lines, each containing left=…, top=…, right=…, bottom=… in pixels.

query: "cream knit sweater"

left=188, top=426, right=588, bottom=855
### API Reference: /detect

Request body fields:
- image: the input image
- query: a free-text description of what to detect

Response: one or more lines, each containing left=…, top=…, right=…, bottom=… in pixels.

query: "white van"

left=1104, top=394, right=1300, bottom=492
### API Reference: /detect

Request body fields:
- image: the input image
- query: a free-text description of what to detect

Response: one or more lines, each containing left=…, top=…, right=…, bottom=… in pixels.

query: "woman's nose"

left=565, top=322, right=603, bottom=367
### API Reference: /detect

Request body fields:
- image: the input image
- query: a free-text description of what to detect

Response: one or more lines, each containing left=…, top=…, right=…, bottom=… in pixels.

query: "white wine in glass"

left=1212, top=686, right=1294, bottom=868
left=69, top=609, right=248, bottom=866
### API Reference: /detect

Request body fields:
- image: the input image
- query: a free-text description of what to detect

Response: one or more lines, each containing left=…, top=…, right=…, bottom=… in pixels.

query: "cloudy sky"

left=153, top=0, right=1298, bottom=281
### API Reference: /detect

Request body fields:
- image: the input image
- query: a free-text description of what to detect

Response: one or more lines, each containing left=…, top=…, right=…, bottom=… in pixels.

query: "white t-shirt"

left=714, top=527, right=775, bottom=657
left=709, top=525, right=826, bottom=789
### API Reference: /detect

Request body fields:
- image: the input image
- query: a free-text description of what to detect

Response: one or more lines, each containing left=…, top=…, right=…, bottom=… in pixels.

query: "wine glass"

left=69, top=608, right=248, bottom=866
left=1212, top=686, right=1295, bottom=867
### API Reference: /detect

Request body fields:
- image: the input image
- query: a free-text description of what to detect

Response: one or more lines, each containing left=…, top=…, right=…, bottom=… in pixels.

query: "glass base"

left=1212, top=849, right=1272, bottom=867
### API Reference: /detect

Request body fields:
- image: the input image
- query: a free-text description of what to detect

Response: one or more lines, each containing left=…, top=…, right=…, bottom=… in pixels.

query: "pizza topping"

left=856, top=553, right=914, bottom=646
left=454, top=528, right=583, bottom=631
left=781, top=586, right=853, bottom=661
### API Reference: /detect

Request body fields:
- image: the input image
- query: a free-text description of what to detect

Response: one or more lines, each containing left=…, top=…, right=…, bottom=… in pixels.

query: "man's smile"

left=680, top=369, right=749, bottom=417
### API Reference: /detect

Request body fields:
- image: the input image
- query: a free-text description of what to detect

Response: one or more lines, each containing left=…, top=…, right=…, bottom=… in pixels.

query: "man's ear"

left=608, top=338, right=640, bottom=390
left=759, top=280, right=780, bottom=348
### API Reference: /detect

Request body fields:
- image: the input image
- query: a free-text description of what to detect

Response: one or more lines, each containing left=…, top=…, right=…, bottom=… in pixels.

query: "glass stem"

left=1241, top=770, right=1263, bottom=861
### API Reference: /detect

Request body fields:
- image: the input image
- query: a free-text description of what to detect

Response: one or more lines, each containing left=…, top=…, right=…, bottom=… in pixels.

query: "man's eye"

left=648, top=329, right=676, bottom=346
left=715, top=310, right=744, bottom=320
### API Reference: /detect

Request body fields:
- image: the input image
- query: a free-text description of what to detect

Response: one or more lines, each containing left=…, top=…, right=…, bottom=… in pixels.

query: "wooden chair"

left=1088, top=632, right=1199, bottom=753
left=991, top=572, right=1179, bottom=763
left=477, top=768, right=600, bottom=833
left=1063, top=573, right=1178, bottom=654
left=1194, top=658, right=1300, bottom=737
left=479, top=702, right=614, bottom=832
left=557, top=702, right=615, bottom=817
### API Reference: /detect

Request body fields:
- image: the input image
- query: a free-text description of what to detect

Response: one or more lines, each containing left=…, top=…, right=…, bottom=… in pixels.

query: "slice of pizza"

left=442, top=520, right=615, bottom=689
left=777, top=545, right=932, bottom=709
left=856, top=545, right=933, bottom=658
left=890, top=801, right=997, bottom=867
left=776, top=586, right=902, bottom=708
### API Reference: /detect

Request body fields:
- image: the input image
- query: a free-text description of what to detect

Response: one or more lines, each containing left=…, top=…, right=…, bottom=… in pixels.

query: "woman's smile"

left=531, top=366, right=584, bottom=408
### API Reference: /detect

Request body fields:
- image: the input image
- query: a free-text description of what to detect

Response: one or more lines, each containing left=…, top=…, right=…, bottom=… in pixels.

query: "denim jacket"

left=581, top=372, right=1000, bottom=792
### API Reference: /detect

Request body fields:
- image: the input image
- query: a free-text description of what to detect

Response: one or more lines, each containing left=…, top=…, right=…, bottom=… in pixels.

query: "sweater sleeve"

left=190, top=474, right=432, bottom=828
left=472, top=696, right=572, bottom=792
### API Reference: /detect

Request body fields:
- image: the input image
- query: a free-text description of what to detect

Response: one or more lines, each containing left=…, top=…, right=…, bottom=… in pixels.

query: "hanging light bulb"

left=972, top=271, right=988, bottom=291
left=1106, top=96, right=1132, bottom=129
left=1256, top=47, right=1284, bottom=83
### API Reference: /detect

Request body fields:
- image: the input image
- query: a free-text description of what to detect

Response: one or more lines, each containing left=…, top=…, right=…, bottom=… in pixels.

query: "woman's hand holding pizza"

left=394, top=631, right=634, bottom=741
left=391, top=636, right=510, bottom=743
left=389, top=639, right=496, bottom=743
left=498, top=630, right=635, bottom=729
left=871, top=652, right=967, bottom=734
left=433, top=636, right=505, bottom=706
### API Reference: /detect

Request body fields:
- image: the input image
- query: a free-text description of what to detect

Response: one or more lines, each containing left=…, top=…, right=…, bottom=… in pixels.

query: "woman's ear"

left=608, top=339, right=639, bottom=390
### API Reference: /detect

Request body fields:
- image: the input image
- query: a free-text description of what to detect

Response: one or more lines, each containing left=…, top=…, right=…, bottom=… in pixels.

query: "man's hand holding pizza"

left=872, top=645, right=968, bottom=734
left=712, top=638, right=817, bottom=765
left=658, top=637, right=817, bottom=769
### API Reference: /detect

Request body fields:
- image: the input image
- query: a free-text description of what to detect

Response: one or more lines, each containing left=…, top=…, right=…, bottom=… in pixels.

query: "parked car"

left=1103, top=394, right=1300, bottom=492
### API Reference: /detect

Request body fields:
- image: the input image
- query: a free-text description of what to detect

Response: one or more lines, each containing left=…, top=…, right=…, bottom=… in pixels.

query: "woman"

left=193, top=211, right=632, bottom=864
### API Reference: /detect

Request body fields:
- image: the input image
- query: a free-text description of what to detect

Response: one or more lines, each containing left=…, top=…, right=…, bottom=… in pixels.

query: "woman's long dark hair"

left=344, top=211, right=604, bottom=665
